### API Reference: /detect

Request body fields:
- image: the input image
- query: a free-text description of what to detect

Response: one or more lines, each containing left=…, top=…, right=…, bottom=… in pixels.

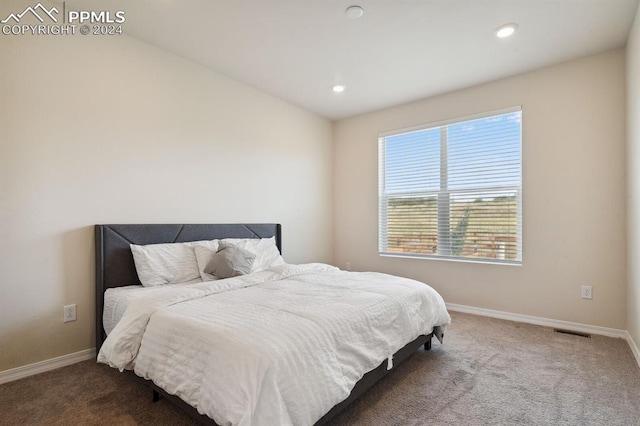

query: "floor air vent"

left=553, top=328, right=591, bottom=338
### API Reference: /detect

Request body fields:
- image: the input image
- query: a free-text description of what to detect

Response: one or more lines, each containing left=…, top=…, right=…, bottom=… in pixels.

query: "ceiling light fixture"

left=332, top=85, right=346, bottom=93
left=345, top=5, right=364, bottom=20
left=495, top=23, right=518, bottom=38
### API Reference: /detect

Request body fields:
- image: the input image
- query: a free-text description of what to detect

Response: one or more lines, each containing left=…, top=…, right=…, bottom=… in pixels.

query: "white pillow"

left=218, top=236, right=285, bottom=273
left=192, top=240, right=220, bottom=281
left=130, top=242, right=201, bottom=287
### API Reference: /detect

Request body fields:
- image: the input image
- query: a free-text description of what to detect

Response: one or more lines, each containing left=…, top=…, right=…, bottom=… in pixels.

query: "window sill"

left=379, top=252, right=522, bottom=266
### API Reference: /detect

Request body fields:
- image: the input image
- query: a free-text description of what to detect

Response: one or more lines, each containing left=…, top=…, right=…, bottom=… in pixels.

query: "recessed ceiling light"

left=332, top=85, right=346, bottom=93
left=495, top=23, right=518, bottom=38
left=345, top=5, right=364, bottom=19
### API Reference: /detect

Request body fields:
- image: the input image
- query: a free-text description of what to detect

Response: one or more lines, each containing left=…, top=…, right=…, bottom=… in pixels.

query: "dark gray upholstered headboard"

left=94, top=223, right=282, bottom=352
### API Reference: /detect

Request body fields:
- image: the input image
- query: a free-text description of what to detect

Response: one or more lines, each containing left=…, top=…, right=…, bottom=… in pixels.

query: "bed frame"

left=95, top=223, right=434, bottom=425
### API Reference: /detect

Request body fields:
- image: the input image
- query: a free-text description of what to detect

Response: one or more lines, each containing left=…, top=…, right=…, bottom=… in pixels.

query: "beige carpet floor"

left=1, top=312, right=639, bottom=425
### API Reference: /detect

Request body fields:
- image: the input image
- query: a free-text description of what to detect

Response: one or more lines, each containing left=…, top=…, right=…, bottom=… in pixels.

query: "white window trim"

left=378, top=106, right=523, bottom=265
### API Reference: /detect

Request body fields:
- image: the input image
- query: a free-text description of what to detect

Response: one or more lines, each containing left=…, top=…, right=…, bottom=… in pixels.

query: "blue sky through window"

left=384, top=111, right=521, bottom=195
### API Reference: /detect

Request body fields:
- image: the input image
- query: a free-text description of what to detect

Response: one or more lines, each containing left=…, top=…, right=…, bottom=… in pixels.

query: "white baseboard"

left=0, top=348, right=95, bottom=385
left=446, top=303, right=628, bottom=339
left=626, top=331, right=640, bottom=368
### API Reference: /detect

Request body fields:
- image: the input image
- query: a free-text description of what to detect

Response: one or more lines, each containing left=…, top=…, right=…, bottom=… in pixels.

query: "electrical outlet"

left=581, top=286, right=593, bottom=300
left=64, top=304, right=77, bottom=322
left=346, top=262, right=351, bottom=271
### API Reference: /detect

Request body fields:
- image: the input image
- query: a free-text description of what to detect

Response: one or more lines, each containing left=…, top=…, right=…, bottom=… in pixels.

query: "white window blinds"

left=378, top=107, right=522, bottom=264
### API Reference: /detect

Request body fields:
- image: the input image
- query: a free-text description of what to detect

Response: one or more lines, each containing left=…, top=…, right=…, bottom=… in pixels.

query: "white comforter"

left=98, top=263, right=450, bottom=426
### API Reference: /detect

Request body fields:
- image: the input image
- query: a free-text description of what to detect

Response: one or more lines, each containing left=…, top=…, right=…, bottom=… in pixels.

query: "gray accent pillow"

left=204, top=246, right=256, bottom=279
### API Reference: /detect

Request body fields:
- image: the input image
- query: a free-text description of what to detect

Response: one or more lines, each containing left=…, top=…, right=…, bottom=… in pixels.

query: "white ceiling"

left=62, top=0, right=639, bottom=120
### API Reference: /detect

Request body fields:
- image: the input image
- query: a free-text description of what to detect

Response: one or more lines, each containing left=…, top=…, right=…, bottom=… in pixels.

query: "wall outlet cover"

left=581, top=285, right=593, bottom=300
left=64, top=304, right=77, bottom=322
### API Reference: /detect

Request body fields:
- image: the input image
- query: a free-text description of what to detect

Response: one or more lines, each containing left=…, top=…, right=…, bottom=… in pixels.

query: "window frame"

left=378, top=106, right=523, bottom=265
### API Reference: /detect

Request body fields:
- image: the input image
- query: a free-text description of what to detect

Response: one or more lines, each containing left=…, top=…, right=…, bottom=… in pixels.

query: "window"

left=378, top=107, right=522, bottom=264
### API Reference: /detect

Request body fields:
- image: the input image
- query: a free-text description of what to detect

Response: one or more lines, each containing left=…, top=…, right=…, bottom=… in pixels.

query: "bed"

left=95, top=223, right=450, bottom=425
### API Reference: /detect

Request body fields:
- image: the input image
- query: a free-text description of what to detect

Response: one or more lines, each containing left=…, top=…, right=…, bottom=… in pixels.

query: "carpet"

left=1, top=311, right=638, bottom=425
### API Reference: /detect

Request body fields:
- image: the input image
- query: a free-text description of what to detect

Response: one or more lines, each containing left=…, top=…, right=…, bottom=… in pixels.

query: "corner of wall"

left=626, top=0, right=640, bottom=352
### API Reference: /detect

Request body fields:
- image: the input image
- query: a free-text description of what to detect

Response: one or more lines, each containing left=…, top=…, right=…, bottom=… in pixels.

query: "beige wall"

left=627, top=5, right=640, bottom=350
left=0, top=25, right=332, bottom=370
left=333, top=50, right=627, bottom=329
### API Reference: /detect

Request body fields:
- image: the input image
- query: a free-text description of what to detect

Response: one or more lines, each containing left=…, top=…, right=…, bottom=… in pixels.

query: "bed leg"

left=152, top=390, right=161, bottom=403
left=424, top=338, right=432, bottom=351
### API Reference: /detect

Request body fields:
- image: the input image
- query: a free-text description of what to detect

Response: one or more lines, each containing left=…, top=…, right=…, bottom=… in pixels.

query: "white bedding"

left=98, top=263, right=450, bottom=426
left=103, top=282, right=200, bottom=335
